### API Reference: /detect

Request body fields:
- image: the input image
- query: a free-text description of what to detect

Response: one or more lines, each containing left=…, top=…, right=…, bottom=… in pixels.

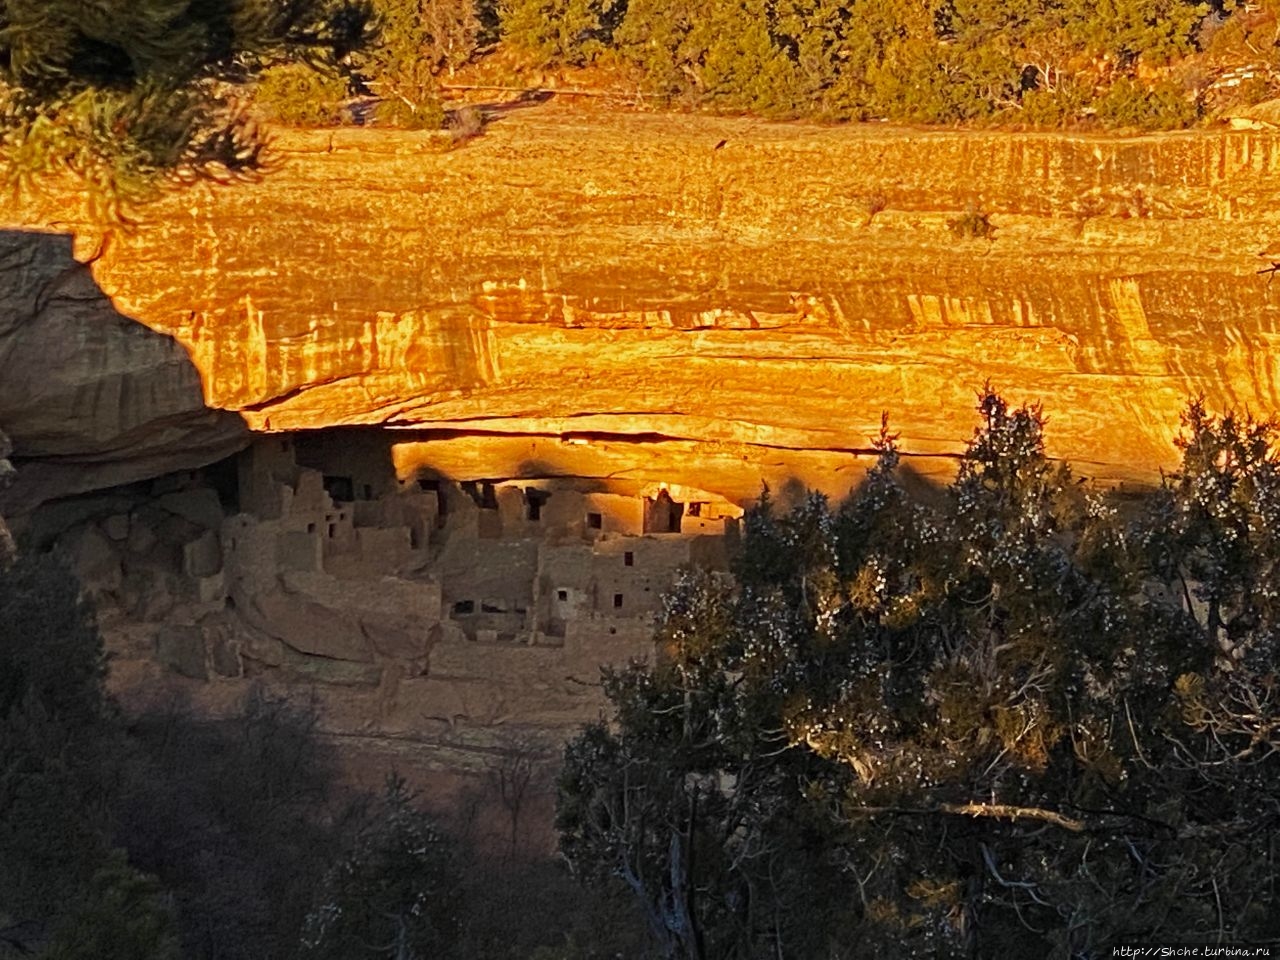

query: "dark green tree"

left=301, top=775, right=462, bottom=960
left=0, top=554, right=113, bottom=923
left=559, top=390, right=1280, bottom=958
left=498, top=0, right=621, bottom=66
left=558, top=568, right=851, bottom=959
left=351, top=0, right=457, bottom=128
left=38, top=853, right=180, bottom=960
left=117, top=691, right=350, bottom=960
left=507, top=0, right=1220, bottom=127
left=0, top=554, right=183, bottom=959
left=0, top=0, right=375, bottom=215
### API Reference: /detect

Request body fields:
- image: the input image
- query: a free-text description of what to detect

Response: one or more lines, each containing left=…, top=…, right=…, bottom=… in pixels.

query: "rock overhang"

left=6, top=112, right=1280, bottom=509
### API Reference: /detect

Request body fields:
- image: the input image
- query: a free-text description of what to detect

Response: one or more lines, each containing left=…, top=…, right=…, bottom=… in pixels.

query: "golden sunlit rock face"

left=10, top=112, right=1280, bottom=503
left=10, top=110, right=1280, bottom=802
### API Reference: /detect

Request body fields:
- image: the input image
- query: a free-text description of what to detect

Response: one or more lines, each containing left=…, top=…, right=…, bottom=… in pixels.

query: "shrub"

left=0, top=555, right=116, bottom=924
left=1018, top=80, right=1091, bottom=127
left=616, top=0, right=802, bottom=113
left=499, top=0, right=622, bottom=65
left=415, top=0, right=497, bottom=76
left=39, top=854, right=179, bottom=960
left=1095, top=76, right=1200, bottom=130
left=355, top=0, right=471, bottom=128
left=300, top=776, right=462, bottom=960
left=116, top=692, right=348, bottom=960
left=947, top=205, right=995, bottom=240
left=253, top=64, right=352, bottom=126
left=375, top=91, right=447, bottom=129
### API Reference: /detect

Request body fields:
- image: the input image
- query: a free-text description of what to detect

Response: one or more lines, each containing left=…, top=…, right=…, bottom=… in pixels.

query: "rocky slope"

left=6, top=105, right=1280, bottom=512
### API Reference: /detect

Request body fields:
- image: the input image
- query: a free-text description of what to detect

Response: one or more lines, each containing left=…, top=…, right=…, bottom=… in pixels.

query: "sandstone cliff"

left=10, top=107, right=1280, bottom=812
left=7, top=107, right=1280, bottom=510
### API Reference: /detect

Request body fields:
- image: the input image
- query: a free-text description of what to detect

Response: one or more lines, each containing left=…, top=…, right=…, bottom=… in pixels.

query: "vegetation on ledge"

left=8, top=0, right=1279, bottom=218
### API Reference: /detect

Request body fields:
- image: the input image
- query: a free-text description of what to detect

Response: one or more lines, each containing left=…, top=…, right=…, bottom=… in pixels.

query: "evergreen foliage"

left=558, top=390, right=1280, bottom=957
left=496, top=0, right=1254, bottom=128
left=39, top=854, right=180, bottom=960
left=353, top=0, right=452, bottom=128
left=0, top=555, right=116, bottom=932
left=116, top=693, right=350, bottom=960
left=253, top=61, right=354, bottom=126
left=301, top=775, right=462, bottom=960
left=0, top=0, right=375, bottom=214
left=499, top=0, right=622, bottom=66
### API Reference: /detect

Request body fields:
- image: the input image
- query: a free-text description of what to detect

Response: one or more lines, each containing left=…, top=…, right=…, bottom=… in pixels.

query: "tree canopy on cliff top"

left=0, top=0, right=375, bottom=216
left=498, top=0, right=1270, bottom=128
left=558, top=391, right=1280, bottom=957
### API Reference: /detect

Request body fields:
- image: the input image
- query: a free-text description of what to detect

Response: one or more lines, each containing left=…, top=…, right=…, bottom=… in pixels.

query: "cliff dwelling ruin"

left=27, top=428, right=743, bottom=782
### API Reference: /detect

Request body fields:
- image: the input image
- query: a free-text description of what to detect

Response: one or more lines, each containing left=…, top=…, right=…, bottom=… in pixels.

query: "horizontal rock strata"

left=8, top=111, right=1280, bottom=509
left=9, top=108, right=1280, bottom=808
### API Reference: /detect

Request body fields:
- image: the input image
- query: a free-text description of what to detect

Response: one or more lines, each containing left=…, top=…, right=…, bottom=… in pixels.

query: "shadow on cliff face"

left=0, top=229, right=250, bottom=515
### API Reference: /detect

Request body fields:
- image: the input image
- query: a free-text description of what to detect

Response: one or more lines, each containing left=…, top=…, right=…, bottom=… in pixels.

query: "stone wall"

left=35, top=432, right=740, bottom=790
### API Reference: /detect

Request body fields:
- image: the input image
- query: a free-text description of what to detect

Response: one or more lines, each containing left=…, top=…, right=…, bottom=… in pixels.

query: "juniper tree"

left=558, top=390, right=1280, bottom=959
left=0, top=554, right=182, bottom=958
left=0, top=0, right=374, bottom=216
left=301, top=775, right=461, bottom=960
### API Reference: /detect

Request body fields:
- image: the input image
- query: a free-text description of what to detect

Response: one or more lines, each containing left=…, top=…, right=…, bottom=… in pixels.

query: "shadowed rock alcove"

left=0, top=229, right=250, bottom=514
